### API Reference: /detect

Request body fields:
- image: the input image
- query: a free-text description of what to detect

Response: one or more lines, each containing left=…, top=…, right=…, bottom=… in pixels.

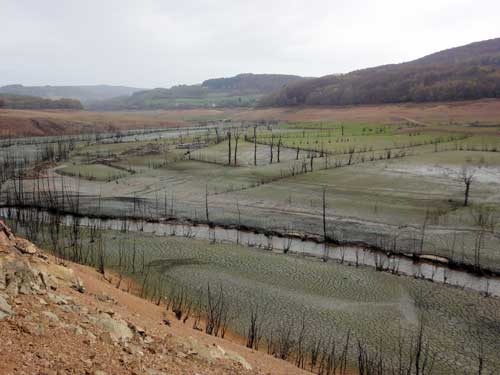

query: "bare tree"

left=205, top=284, right=231, bottom=338
left=277, top=136, right=282, bottom=163
left=253, top=125, right=257, bottom=166
left=205, top=183, right=210, bottom=223
left=236, top=200, right=241, bottom=244
left=96, top=234, right=105, bottom=276
left=215, top=127, right=220, bottom=143
left=419, top=209, right=430, bottom=255
left=227, top=130, right=232, bottom=165
left=467, top=318, right=486, bottom=375
left=322, top=186, right=329, bottom=261
left=168, top=286, right=191, bottom=321
left=246, top=304, right=265, bottom=350
left=471, top=206, right=494, bottom=271
left=347, top=147, right=355, bottom=165
left=233, top=129, right=240, bottom=165
left=460, top=166, right=475, bottom=207
left=270, top=135, right=274, bottom=164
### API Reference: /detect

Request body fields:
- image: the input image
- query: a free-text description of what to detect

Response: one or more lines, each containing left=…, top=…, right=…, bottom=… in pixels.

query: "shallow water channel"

left=3, top=207, right=500, bottom=298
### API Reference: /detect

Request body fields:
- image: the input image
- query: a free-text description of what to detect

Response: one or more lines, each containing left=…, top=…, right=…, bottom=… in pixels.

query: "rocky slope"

left=0, top=220, right=308, bottom=375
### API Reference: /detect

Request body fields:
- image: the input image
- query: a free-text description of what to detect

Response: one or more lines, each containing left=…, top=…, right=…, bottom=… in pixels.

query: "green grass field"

left=57, top=163, right=131, bottom=181
left=144, top=94, right=261, bottom=108
left=28, top=122, right=497, bottom=270
left=253, top=123, right=462, bottom=155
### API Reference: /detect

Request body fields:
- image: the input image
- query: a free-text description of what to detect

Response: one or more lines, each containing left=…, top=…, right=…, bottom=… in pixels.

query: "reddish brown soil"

left=3, top=99, right=500, bottom=138
left=0, top=109, right=187, bottom=138
left=230, top=100, right=500, bottom=130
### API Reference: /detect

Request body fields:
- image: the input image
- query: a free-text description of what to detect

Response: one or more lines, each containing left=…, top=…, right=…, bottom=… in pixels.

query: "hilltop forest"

left=261, top=38, right=500, bottom=106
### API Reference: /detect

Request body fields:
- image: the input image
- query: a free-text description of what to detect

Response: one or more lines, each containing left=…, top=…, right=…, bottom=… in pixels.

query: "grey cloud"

left=1, top=0, right=499, bottom=87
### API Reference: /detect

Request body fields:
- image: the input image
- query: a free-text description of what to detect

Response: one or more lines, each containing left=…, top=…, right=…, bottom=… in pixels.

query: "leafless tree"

left=96, top=234, right=105, bottom=276
left=205, top=183, right=210, bottom=223
left=227, top=130, right=232, bottom=165
left=309, top=337, right=322, bottom=372
left=277, top=136, right=282, bottom=163
left=419, top=210, right=430, bottom=255
left=246, top=304, right=266, bottom=350
left=270, top=135, right=274, bottom=164
left=470, top=206, right=495, bottom=271
left=322, top=186, right=327, bottom=242
left=254, top=125, right=257, bottom=166
left=236, top=200, right=241, bottom=244
left=168, top=286, right=191, bottom=321
left=460, top=166, right=475, bottom=207
left=205, top=284, right=231, bottom=338
left=233, top=129, right=240, bottom=165
left=215, top=127, right=220, bottom=143
left=295, top=314, right=308, bottom=369
left=347, top=147, right=355, bottom=165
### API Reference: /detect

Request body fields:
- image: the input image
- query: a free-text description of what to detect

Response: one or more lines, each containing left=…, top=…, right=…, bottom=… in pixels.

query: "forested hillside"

left=261, top=38, right=500, bottom=106
left=0, top=84, right=142, bottom=104
left=89, top=73, right=307, bottom=110
left=0, top=93, right=83, bottom=109
left=202, top=73, right=305, bottom=92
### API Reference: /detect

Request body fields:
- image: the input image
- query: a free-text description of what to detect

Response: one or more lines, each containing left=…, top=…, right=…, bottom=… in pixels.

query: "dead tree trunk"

left=234, top=130, right=239, bottom=165
left=254, top=126, right=257, bottom=166
left=322, top=186, right=328, bottom=261
left=97, top=235, right=105, bottom=276
left=236, top=200, right=241, bottom=244
left=322, top=186, right=327, bottom=242
left=419, top=210, right=429, bottom=255
left=464, top=180, right=471, bottom=206
left=270, top=135, right=274, bottom=164
left=205, top=183, right=210, bottom=223
left=227, top=130, right=232, bottom=165
left=461, top=167, right=474, bottom=207
left=277, top=136, right=281, bottom=163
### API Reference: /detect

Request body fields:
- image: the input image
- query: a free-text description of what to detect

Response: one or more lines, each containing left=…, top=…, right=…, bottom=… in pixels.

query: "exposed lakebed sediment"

left=2, top=206, right=499, bottom=298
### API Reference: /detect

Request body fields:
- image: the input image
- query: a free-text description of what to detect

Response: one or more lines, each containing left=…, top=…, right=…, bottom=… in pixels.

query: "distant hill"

left=0, top=93, right=83, bottom=110
left=260, top=38, right=500, bottom=107
left=89, top=73, right=308, bottom=110
left=0, top=84, right=142, bottom=104
left=202, top=73, right=306, bottom=93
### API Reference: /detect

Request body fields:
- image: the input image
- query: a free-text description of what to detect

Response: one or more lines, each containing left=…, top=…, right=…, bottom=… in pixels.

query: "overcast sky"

left=1, top=0, right=499, bottom=88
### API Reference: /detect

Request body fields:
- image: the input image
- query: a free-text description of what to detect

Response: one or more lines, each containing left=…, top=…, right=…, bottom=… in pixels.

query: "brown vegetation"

left=0, top=93, right=83, bottom=110
left=4, top=99, right=500, bottom=138
left=0, top=109, right=186, bottom=137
